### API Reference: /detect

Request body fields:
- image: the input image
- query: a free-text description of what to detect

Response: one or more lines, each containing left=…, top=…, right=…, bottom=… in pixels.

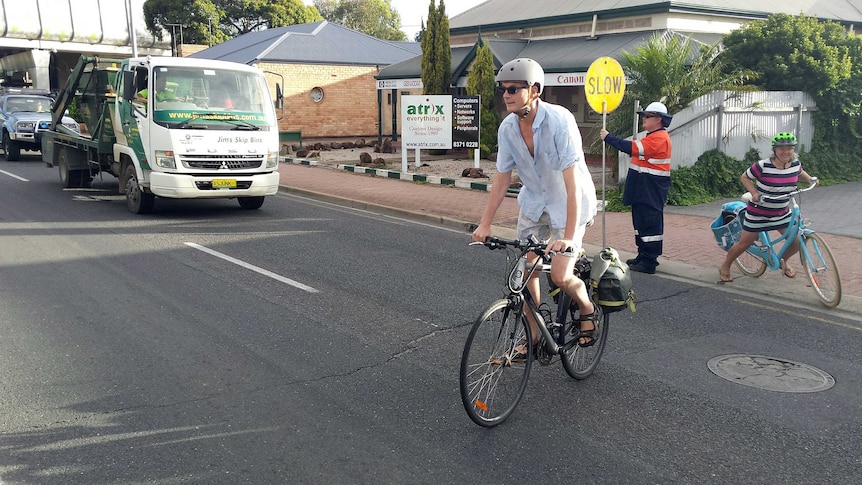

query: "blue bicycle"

left=713, top=181, right=842, bottom=307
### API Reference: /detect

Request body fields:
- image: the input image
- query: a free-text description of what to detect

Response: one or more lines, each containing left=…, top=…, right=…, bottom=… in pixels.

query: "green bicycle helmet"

left=772, top=132, right=797, bottom=147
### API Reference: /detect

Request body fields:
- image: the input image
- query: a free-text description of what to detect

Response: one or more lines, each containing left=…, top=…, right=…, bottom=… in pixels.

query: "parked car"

left=0, top=91, right=80, bottom=161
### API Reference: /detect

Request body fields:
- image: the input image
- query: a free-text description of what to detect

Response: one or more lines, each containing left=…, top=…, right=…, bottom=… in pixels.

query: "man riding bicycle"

left=471, top=58, right=598, bottom=350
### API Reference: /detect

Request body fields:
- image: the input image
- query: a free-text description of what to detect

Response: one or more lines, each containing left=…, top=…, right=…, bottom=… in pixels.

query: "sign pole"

left=601, top=101, right=607, bottom=248
left=585, top=56, right=626, bottom=251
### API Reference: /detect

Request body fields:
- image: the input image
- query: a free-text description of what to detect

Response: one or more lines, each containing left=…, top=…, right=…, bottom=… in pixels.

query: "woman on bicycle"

left=719, top=132, right=815, bottom=282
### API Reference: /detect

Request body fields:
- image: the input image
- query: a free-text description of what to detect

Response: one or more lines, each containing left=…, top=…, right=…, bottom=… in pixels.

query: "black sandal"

left=577, top=312, right=598, bottom=348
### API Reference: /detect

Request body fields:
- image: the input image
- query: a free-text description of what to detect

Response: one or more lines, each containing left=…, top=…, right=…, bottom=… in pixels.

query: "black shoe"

left=629, top=262, right=656, bottom=274
left=625, top=256, right=641, bottom=266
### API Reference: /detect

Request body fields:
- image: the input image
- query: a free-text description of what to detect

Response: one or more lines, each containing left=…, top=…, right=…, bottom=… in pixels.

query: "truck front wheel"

left=238, top=196, right=265, bottom=210
left=3, top=132, right=21, bottom=161
left=124, top=164, right=155, bottom=214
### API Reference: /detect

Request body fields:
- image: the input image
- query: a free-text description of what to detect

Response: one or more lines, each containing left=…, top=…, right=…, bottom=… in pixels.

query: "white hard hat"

left=638, top=102, right=668, bottom=115
left=638, top=101, right=672, bottom=127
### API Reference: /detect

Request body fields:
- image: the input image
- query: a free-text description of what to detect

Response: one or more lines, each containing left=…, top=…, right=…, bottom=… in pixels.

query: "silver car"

left=1, top=93, right=80, bottom=161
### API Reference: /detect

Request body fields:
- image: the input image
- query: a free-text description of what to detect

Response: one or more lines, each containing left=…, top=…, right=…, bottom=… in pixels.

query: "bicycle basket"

left=711, top=201, right=745, bottom=251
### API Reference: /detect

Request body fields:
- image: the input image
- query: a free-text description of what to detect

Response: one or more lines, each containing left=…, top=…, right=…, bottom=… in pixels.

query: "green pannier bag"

left=590, top=247, right=636, bottom=313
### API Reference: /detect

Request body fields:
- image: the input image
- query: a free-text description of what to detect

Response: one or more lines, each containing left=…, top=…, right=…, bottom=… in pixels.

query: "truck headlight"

left=266, top=152, right=278, bottom=168
left=154, top=150, right=176, bottom=169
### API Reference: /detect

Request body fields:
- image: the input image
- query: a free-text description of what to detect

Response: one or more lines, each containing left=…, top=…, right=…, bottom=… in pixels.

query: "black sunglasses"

left=496, top=85, right=529, bottom=95
left=641, top=113, right=662, bottom=119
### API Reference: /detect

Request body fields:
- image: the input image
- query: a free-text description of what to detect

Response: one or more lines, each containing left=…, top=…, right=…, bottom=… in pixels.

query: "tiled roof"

left=190, top=21, right=421, bottom=66
left=376, top=30, right=719, bottom=80
left=449, top=0, right=862, bottom=33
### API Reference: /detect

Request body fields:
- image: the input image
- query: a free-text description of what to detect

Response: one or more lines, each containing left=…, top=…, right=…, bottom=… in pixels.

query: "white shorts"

left=516, top=211, right=586, bottom=251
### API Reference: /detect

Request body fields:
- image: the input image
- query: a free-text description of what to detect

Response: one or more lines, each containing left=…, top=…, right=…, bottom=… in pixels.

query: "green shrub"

left=600, top=186, right=629, bottom=212
left=67, top=98, right=82, bottom=122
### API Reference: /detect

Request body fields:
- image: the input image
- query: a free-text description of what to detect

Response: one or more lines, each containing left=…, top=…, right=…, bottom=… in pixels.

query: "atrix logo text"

left=406, top=104, right=444, bottom=115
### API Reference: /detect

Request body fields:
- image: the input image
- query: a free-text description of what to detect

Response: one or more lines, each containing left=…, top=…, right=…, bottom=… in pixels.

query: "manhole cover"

left=707, top=354, right=834, bottom=393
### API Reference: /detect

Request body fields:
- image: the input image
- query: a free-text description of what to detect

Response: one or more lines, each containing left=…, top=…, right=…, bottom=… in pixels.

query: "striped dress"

left=742, top=157, right=801, bottom=232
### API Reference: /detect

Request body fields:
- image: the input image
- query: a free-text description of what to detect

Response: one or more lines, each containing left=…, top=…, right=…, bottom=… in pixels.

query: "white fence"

left=618, top=90, right=816, bottom=177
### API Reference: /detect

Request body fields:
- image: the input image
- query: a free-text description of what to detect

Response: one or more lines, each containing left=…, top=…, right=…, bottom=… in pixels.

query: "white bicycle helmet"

left=496, top=58, right=544, bottom=95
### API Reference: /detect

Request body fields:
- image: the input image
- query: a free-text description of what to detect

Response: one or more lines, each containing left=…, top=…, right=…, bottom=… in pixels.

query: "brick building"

left=190, top=21, right=420, bottom=140
left=378, top=0, right=862, bottom=142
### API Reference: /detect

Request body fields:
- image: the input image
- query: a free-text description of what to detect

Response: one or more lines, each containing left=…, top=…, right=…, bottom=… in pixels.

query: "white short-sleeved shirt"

left=496, top=100, right=597, bottom=229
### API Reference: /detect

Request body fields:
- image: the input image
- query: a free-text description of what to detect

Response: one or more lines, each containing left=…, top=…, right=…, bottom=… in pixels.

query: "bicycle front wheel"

left=459, top=299, right=532, bottom=427
left=561, top=304, right=609, bottom=380
left=799, top=232, right=842, bottom=307
left=734, top=249, right=767, bottom=277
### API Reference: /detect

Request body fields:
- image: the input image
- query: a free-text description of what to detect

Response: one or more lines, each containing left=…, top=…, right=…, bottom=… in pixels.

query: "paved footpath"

left=277, top=161, right=862, bottom=318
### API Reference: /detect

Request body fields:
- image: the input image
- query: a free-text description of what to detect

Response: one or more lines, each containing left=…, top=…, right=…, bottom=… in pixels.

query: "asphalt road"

left=1, top=155, right=861, bottom=484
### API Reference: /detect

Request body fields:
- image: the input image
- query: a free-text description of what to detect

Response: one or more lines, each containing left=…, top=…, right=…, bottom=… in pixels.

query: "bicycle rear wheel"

left=561, top=304, right=609, bottom=380
left=799, top=232, right=842, bottom=307
left=459, top=299, right=532, bottom=427
left=734, top=249, right=767, bottom=277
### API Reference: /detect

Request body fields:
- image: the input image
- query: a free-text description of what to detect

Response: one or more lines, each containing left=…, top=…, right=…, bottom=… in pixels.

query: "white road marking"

left=72, top=195, right=126, bottom=201
left=0, top=170, right=28, bottom=181
left=184, top=242, right=319, bottom=293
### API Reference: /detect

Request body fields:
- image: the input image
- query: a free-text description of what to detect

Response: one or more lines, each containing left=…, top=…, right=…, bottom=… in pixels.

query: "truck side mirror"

left=122, top=73, right=135, bottom=101
left=275, top=83, right=283, bottom=109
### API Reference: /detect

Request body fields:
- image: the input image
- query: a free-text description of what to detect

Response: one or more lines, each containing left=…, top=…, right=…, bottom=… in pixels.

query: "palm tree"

left=601, top=33, right=756, bottom=144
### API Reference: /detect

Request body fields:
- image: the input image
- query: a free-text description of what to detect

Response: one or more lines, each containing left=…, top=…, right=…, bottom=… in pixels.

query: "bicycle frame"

left=745, top=201, right=805, bottom=270
left=507, top=254, right=580, bottom=356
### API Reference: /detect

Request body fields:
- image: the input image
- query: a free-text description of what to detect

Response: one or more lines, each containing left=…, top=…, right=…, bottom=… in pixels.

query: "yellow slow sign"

left=585, top=57, right=626, bottom=114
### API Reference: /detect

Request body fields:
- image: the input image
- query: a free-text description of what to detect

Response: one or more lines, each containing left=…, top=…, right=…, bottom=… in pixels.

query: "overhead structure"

left=0, top=0, right=170, bottom=90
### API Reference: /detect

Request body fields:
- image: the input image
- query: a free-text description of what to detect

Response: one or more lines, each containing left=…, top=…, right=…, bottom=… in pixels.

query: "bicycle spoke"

left=734, top=248, right=767, bottom=277
left=561, top=305, right=609, bottom=380
left=800, top=233, right=842, bottom=307
left=460, top=300, right=532, bottom=427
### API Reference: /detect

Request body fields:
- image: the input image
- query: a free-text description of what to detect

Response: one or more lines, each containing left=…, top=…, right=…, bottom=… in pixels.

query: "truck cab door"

left=118, top=65, right=151, bottom=168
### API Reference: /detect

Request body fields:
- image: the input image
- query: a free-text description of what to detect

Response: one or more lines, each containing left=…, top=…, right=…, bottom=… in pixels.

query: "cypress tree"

left=421, top=0, right=451, bottom=95
left=421, top=0, right=440, bottom=94
left=466, top=39, right=500, bottom=158
left=436, top=1, right=451, bottom=94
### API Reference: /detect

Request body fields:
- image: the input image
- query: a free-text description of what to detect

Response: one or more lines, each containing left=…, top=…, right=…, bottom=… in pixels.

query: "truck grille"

left=180, top=154, right=264, bottom=170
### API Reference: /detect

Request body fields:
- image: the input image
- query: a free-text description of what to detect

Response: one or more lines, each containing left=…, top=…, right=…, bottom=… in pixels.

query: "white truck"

left=42, top=56, right=283, bottom=213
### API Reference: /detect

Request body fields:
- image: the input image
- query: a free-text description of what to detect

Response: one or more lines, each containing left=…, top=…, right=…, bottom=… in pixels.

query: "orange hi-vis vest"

left=630, top=129, right=671, bottom=176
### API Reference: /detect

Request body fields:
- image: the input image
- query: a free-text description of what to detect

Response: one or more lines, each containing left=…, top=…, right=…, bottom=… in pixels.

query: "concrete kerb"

left=282, top=156, right=492, bottom=191
left=278, top=158, right=862, bottom=321
left=280, top=183, right=483, bottom=235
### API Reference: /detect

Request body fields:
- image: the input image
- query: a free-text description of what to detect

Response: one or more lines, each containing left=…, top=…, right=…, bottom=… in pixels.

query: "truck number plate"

left=212, top=179, right=237, bottom=189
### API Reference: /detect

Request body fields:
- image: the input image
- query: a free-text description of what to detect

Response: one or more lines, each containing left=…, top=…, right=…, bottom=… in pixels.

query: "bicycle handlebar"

left=741, top=177, right=818, bottom=204
left=469, top=236, right=552, bottom=263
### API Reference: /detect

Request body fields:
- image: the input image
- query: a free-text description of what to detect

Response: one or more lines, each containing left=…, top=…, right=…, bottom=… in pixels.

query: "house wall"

left=258, top=61, right=383, bottom=139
